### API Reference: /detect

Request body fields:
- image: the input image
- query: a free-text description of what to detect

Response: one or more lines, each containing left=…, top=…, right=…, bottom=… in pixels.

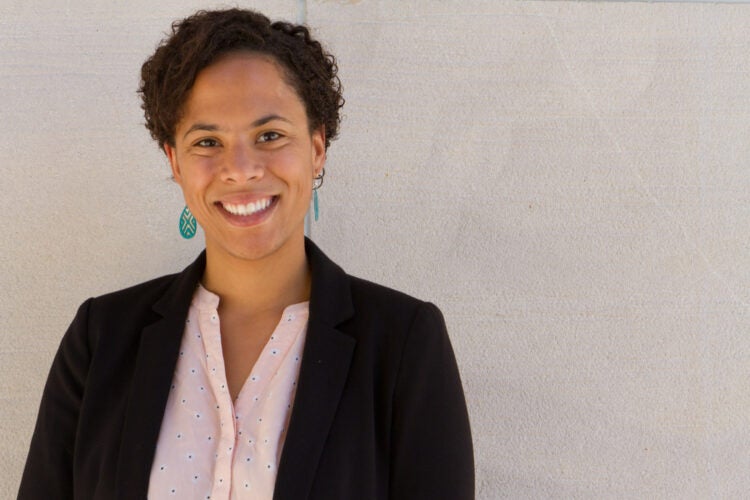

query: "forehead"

left=179, top=52, right=306, bottom=124
left=191, top=53, right=288, bottom=99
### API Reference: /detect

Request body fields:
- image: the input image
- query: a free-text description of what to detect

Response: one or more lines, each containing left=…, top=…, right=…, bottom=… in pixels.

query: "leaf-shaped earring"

left=179, top=206, right=197, bottom=239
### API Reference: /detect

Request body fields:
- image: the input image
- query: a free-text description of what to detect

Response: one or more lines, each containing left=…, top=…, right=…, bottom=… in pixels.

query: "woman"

left=19, top=8, right=473, bottom=500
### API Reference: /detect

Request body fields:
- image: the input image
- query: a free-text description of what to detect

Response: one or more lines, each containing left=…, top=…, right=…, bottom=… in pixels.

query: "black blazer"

left=19, top=239, right=474, bottom=499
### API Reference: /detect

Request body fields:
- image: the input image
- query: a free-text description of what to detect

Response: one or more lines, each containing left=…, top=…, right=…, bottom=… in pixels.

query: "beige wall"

left=3, top=1, right=750, bottom=498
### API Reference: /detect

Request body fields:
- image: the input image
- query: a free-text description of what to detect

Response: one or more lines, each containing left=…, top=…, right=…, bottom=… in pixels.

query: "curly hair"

left=139, top=8, right=344, bottom=150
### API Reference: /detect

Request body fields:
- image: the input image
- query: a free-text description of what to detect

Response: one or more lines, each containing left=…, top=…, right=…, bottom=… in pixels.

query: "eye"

left=195, top=138, right=219, bottom=148
left=257, top=131, right=281, bottom=143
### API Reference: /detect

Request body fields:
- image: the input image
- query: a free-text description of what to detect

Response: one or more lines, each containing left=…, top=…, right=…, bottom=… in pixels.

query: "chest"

left=220, top=312, right=281, bottom=400
left=147, top=300, right=310, bottom=499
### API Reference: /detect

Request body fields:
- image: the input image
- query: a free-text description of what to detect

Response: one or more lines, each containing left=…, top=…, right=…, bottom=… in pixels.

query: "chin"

left=220, top=232, right=298, bottom=263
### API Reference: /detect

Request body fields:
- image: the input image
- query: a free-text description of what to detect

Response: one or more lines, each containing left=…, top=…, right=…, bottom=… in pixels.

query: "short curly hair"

left=139, top=8, right=343, bottom=150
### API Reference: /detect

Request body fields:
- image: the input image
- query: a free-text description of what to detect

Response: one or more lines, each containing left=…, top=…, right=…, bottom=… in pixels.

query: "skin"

left=164, top=52, right=326, bottom=399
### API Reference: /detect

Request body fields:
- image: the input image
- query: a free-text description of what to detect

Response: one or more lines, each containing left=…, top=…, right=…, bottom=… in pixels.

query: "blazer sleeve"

left=389, top=302, right=475, bottom=500
left=18, top=299, right=93, bottom=500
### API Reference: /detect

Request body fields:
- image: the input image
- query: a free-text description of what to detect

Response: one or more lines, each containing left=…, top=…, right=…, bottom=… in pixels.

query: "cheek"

left=179, top=159, right=216, bottom=186
left=274, top=153, right=315, bottom=190
left=177, top=177, right=212, bottom=209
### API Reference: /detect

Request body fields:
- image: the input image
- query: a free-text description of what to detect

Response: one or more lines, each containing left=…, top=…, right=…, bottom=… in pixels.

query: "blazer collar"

left=153, top=237, right=355, bottom=323
left=116, top=239, right=356, bottom=499
left=274, top=239, right=357, bottom=499
left=304, top=237, right=355, bottom=326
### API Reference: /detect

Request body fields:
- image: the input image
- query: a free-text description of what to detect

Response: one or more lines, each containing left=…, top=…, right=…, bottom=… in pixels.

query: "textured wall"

left=3, top=1, right=750, bottom=498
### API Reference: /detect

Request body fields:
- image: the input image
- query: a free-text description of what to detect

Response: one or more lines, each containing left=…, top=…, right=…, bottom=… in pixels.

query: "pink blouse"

left=147, top=284, right=309, bottom=499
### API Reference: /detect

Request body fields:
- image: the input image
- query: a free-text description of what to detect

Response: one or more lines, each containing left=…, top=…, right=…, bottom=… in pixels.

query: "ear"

left=311, top=126, right=326, bottom=176
left=163, top=143, right=182, bottom=183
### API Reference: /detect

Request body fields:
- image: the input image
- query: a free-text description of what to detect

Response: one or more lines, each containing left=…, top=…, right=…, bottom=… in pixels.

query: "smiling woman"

left=18, top=8, right=473, bottom=500
left=164, top=53, right=325, bottom=268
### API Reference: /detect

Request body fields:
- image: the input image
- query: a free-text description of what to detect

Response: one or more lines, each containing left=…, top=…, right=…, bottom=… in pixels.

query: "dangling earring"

left=312, top=168, right=325, bottom=222
left=179, top=206, right=197, bottom=239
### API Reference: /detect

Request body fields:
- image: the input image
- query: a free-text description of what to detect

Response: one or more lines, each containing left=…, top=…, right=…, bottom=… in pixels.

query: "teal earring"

left=179, top=206, right=197, bottom=239
left=313, top=190, right=320, bottom=222
left=312, top=168, right=325, bottom=222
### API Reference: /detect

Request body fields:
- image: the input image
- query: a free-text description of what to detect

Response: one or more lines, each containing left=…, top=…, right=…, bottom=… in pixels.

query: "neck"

left=202, top=234, right=310, bottom=317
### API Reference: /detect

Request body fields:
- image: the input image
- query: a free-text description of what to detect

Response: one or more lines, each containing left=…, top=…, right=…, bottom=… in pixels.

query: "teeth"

left=222, top=197, right=272, bottom=216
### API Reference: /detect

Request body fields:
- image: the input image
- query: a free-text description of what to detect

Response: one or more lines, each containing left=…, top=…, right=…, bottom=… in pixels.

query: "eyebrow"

left=182, top=114, right=292, bottom=140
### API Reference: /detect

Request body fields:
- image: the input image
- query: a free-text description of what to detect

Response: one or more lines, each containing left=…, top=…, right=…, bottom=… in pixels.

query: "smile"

left=220, top=197, right=275, bottom=216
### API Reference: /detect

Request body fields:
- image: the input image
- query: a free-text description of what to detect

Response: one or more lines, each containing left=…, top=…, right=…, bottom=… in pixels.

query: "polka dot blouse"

left=147, top=284, right=308, bottom=499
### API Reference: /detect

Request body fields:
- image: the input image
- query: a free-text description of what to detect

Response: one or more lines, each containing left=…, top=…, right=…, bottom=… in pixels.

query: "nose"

left=220, top=141, right=264, bottom=184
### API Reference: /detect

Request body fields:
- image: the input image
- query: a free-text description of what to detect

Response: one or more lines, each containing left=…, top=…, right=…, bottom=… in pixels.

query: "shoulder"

left=306, top=238, right=444, bottom=332
left=347, top=274, right=428, bottom=314
left=89, top=272, right=179, bottom=312
left=76, top=273, right=181, bottom=334
left=306, top=237, right=445, bottom=334
left=68, top=251, right=202, bottom=354
left=85, top=252, right=204, bottom=323
left=64, top=273, right=181, bottom=350
left=343, top=274, right=448, bottom=344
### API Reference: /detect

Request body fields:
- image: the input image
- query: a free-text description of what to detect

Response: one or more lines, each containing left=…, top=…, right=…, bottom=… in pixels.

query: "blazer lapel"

left=115, top=253, right=206, bottom=499
left=273, top=239, right=356, bottom=500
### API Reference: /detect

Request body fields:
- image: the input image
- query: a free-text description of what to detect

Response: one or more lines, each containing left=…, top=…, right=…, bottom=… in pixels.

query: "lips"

left=220, top=196, right=275, bottom=216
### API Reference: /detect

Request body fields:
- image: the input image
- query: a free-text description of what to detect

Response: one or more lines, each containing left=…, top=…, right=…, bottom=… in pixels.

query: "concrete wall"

left=3, top=1, right=750, bottom=498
